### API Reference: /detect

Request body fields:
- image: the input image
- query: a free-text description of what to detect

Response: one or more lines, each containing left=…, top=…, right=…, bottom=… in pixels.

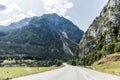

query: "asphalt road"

left=12, top=64, right=120, bottom=80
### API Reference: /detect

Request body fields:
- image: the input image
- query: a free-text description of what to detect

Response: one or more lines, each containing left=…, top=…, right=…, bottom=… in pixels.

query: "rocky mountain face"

left=0, top=13, right=84, bottom=60
left=79, top=0, right=120, bottom=55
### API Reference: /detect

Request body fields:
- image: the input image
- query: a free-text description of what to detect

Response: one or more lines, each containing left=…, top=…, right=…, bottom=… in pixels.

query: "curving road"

left=12, top=64, right=120, bottom=80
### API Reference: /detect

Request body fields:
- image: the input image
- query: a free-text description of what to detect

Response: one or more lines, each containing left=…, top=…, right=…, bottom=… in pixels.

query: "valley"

left=0, top=0, right=120, bottom=80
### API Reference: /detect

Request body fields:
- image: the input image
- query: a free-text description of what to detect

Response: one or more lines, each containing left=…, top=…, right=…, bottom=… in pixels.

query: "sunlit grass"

left=0, top=66, right=61, bottom=80
left=93, top=53, right=120, bottom=77
left=94, top=61, right=120, bottom=76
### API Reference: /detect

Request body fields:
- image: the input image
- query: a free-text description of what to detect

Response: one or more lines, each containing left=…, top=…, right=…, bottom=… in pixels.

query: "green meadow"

left=0, top=66, right=60, bottom=80
left=93, top=61, right=120, bottom=76
left=93, top=53, right=120, bottom=76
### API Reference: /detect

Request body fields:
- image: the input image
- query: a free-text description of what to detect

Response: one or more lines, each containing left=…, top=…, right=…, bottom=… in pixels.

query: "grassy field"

left=93, top=61, right=120, bottom=76
left=93, top=53, right=120, bottom=76
left=0, top=66, right=61, bottom=80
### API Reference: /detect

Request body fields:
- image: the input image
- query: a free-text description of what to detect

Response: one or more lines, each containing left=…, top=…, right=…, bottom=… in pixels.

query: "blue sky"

left=0, top=0, right=108, bottom=31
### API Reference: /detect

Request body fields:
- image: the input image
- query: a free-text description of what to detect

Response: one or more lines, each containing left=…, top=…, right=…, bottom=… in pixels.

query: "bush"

left=56, top=60, right=62, bottom=66
left=54, top=59, right=62, bottom=66
left=68, top=60, right=76, bottom=66
left=117, top=31, right=120, bottom=41
left=114, top=43, right=120, bottom=52
left=95, top=43, right=103, bottom=50
left=2, top=59, right=16, bottom=65
left=71, top=60, right=76, bottom=66
left=103, top=43, right=115, bottom=54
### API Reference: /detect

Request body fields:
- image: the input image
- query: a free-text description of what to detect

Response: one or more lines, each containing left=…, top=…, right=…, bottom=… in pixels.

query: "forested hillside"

left=77, top=0, right=120, bottom=65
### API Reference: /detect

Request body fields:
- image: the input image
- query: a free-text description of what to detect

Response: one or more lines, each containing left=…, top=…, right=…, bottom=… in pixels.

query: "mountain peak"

left=41, top=13, right=61, bottom=19
left=0, top=13, right=84, bottom=60
left=42, top=13, right=59, bottom=17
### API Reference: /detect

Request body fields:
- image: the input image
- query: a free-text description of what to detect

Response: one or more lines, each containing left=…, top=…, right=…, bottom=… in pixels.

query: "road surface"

left=12, top=64, right=120, bottom=80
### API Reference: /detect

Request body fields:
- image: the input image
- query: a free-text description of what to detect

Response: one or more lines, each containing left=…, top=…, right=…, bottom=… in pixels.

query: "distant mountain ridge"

left=0, top=13, right=84, bottom=60
left=0, top=18, right=31, bottom=31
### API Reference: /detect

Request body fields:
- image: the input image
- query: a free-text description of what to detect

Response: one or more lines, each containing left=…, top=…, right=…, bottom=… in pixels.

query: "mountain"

left=0, top=18, right=31, bottom=31
left=0, top=13, right=84, bottom=60
left=78, top=0, right=120, bottom=65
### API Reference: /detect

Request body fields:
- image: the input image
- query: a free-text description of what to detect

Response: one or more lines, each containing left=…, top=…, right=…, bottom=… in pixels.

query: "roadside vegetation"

left=93, top=53, right=120, bottom=76
left=68, top=53, right=120, bottom=76
left=0, top=59, right=63, bottom=67
left=0, top=66, right=62, bottom=80
left=75, top=21, right=120, bottom=66
left=68, top=21, right=120, bottom=76
left=0, top=58, right=63, bottom=80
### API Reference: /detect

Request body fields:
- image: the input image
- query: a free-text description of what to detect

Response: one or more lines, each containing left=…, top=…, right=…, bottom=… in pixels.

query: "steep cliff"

left=79, top=0, right=120, bottom=55
left=78, top=0, right=120, bottom=65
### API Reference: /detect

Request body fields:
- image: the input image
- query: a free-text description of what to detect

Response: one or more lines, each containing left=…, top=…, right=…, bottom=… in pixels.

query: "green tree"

left=103, top=43, right=115, bottom=54
left=75, top=48, right=80, bottom=58
left=114, top=43, right=120, bottom=52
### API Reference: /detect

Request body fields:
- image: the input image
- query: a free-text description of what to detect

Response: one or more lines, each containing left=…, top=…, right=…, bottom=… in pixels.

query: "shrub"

left=71, top=60, right=76, bottom=66
left=56, top=60, right=62, bottom=66
left=54, top=59, right=62, bottom=66
left=114, top=43, right=120, bottom=52
left=103, top=43, right=115, bottom=54
left=68, top=60, right=76, bottom=66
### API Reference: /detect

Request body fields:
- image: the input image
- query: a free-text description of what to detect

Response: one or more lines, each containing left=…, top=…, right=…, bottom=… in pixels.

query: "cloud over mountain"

left=42, top=0, right=74, bottom=17
left=0, top=0, right=36, bottom=25
left=0, top=0, right=21, bottom=14
left=0, top=4, right=6, bottom=11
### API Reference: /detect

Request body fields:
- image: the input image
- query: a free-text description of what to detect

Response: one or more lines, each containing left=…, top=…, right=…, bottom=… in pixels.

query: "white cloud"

left=0, top=14, right=26, bottom=25
left=11, top=11, right=36, bottom=23
left=42, top=0, right=74, bottom=17
left=0, top=18, right=11, bottom=25
left=0, top=0, right=21, bottom=14
left=0, top=12, right=36, bottom=25
left=0, top=0, right=36, bottom=25
left=27, top=11, right=36, bottom=16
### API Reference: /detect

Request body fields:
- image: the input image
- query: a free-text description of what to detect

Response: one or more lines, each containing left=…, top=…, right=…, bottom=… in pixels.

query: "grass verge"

left=93, top=53, right=120, bottom=76
left=0, top=66, right=62, bottom=80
